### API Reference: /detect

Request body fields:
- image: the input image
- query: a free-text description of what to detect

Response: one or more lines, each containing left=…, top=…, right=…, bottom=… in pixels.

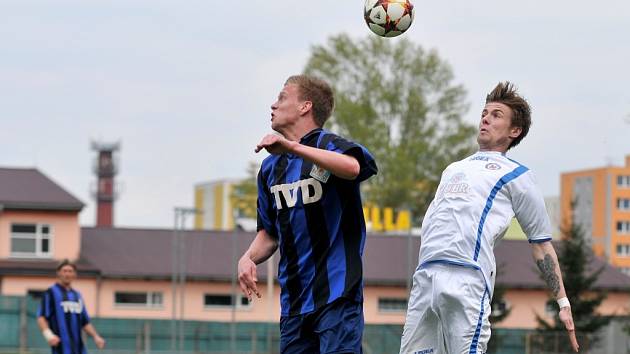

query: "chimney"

left=91, top=141, right=120, bottom=227
left=626, top=154, right=630, bottom=167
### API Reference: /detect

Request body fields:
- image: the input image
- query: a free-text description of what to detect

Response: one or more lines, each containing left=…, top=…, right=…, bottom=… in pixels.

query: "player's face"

left=270, top=84, right=304, bottom=132
left=57, top=265, right=76, bottom=287
left=477, top=102, right=522, bottom=152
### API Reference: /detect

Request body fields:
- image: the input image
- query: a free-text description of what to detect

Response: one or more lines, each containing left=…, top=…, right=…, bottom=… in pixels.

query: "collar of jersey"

left=300, top=128, right=323, bottom=144
left=281, top=128, right=323, bottom=159
left=476, top=150, right=506, bottom=156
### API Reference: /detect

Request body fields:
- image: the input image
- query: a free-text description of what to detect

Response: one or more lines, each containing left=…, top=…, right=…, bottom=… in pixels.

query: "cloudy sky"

left=1, top=0, right=628, bottom=228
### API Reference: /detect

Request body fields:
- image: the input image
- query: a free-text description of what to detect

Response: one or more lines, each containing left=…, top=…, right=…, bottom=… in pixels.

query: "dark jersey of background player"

left=257, top=128, right=377, bottom=316
left=38, top=283, right=90, bottom=354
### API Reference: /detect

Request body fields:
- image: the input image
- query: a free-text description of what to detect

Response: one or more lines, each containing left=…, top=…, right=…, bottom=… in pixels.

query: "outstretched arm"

left=238, top=229, right=278, bottom=301
left=531, top=241, right=579, bottom=352
left=83, top=323, right=105, bottom=349
left=255, top=134, right=360, bottom=180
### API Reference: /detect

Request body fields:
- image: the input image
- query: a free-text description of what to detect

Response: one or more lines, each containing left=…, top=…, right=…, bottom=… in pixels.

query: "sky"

left=1, top=0, right=629, bottom=228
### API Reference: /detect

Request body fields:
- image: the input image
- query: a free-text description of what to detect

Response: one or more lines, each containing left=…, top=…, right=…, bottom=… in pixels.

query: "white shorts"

left=400, top=263, right=491, bottom=354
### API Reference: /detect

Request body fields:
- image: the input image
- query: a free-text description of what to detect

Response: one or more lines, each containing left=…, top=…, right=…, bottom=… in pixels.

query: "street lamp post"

left=171, top=207, right=201, bottom=353
left=230, top=209, right=243, bottom=354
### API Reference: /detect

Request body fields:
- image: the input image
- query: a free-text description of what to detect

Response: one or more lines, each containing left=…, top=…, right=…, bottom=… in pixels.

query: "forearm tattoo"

left=536, top=254, right=560, bottom=298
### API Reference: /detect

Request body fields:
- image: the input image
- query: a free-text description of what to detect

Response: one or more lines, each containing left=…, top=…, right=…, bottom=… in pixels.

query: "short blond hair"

left=285, top=75, right=335, bottom=127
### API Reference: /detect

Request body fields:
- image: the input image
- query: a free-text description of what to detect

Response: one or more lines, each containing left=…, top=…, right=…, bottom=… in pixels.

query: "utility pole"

left=171, top=207, right=201, bottom=353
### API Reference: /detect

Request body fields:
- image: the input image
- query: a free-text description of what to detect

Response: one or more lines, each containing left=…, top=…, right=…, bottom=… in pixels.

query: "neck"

left=57, top=282, right=71, bottom=290
left=478, top=143, right=509, bottom=154
left=478, top=148, right=507, bottom=153
left=276, top=120, right=320, bottom=142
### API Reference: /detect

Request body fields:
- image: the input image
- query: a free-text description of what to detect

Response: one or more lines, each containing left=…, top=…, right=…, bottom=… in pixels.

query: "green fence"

left=3, top=295, right=626, bottom=354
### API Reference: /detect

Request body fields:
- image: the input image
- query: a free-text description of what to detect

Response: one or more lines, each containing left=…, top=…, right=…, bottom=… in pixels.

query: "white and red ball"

left=364, top=0, right=415, bottom=38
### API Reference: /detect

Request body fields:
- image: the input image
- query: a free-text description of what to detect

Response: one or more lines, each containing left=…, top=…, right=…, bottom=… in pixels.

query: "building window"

left=616, top=244, right=630, bottom=257
left=204, top=294, right=250, bottom=309
left=618, top=199, right=630, bottom=211
left=10, top=223, right=52, bottom=258
left=617, top=221, right=630, bottom=234
left=618, top=175, right=630, bottom=188
left=114, top=291, right=163, bottom=308
left=378, top=297, right=408, bottom=313
left=491, top=299, right=510, bottom=317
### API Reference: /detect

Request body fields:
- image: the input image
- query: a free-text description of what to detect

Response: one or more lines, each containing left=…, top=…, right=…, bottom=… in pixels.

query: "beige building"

left=1, top=167, right=629, bottom=330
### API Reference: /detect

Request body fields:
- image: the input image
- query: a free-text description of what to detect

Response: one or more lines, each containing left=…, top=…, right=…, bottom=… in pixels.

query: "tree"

left=490, top=264, right=512, bottom=324
left=535, top=209, right=610, bottom=349
left=304, top=34, right=476, bottom=220
left=230, top=161, right=259, bottom=219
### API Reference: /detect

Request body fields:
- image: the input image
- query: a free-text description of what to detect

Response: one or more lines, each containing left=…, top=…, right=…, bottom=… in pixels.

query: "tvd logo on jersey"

left=270, top=178, right=323, bottom=209
left=61, top=299, right=84, bottom=314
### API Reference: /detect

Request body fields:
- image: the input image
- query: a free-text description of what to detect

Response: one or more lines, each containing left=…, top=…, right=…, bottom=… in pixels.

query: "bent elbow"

left=345, top=160, right=361, bottom=180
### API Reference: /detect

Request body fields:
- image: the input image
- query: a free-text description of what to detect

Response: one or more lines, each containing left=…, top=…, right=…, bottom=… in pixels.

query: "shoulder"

left=446, top=154, right=475, bottom=169
left=47, top=284, right=58, bottom=293
left=498, top=157, right=542, bottom=190
left=260, top=155, right=280, bottom=173
left=319, top=130, right=368, bottom=152
left=503, top=155, right=530, bottom=170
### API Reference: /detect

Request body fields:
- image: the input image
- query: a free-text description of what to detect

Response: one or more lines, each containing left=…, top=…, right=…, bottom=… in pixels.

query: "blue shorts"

left=280, top=298, right=364, bottom=354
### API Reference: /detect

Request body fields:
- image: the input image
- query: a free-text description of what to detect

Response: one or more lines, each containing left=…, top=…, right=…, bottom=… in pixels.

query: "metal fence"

left=1, top=295, right=629, bottom=354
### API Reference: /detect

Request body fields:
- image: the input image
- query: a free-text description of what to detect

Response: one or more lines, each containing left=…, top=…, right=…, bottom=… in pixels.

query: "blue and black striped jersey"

left=257, top=128, right=377, bottom=316
left=38, top=283, right=90, bottom=354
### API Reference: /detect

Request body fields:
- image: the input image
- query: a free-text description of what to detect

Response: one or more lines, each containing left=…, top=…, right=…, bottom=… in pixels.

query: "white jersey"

left=418, top=151, right=552, bottom=293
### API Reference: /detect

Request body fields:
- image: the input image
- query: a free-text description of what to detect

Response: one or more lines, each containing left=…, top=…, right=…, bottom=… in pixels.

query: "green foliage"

left=304, top=34, right=476, bottom=218
left=231, top=161, right=259, bottom=219
left=487, top=265, right=512, bottom=353
left=490, top=265, right=512, bottom=325
left=535, top=213, right=610, bottom=343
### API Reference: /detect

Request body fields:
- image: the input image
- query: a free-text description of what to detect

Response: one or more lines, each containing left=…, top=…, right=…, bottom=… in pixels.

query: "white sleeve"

left=509, top=170, right=552, bottom=243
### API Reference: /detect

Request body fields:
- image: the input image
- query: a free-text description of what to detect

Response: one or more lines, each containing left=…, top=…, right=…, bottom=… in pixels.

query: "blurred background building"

left=561, top=154, right=630, bottom=275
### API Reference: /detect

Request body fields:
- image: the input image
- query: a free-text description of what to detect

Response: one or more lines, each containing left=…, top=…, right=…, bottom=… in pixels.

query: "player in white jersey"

left=400, top=82, right=579, bottom=354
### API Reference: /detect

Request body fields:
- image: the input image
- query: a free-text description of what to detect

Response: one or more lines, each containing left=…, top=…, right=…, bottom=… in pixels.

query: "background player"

left=37, top=259, right=106, bottom=354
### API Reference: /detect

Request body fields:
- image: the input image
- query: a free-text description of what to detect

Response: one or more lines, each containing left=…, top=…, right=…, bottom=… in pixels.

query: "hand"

left=255, top=134, right=295, bottom=155
left=93, top=335, right=106, bottom=349
left=238, top=255, right=261, bottom=301
left=559, top=306, right=579, bottom=352
left=48, top=335, right=60, bottom=347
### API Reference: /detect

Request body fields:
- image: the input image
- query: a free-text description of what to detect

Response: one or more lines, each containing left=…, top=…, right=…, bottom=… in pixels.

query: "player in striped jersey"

left=37, top=259, right=105, bottom=354
left=238, top=75, right=377, bottom=354
left=400, top=82, right=579, bottom=353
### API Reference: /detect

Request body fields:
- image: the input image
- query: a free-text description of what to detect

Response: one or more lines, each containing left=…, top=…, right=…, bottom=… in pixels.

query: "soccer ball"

left=364, top=0, right=414, bottom=38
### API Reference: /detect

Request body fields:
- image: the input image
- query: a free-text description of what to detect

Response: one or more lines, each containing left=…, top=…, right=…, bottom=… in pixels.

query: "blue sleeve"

left=256, top=165, right=278, bottom=239
left=37, top=290, right=50, bottom=319
left=328, top=136, right=378, bottom=182
left=80, top=295, right=91, bottom=326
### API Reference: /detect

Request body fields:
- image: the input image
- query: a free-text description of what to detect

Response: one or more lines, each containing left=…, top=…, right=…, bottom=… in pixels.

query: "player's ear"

left=509, top=126, right=522, bottom=139
left=300, top=101, right=312, bottom=115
